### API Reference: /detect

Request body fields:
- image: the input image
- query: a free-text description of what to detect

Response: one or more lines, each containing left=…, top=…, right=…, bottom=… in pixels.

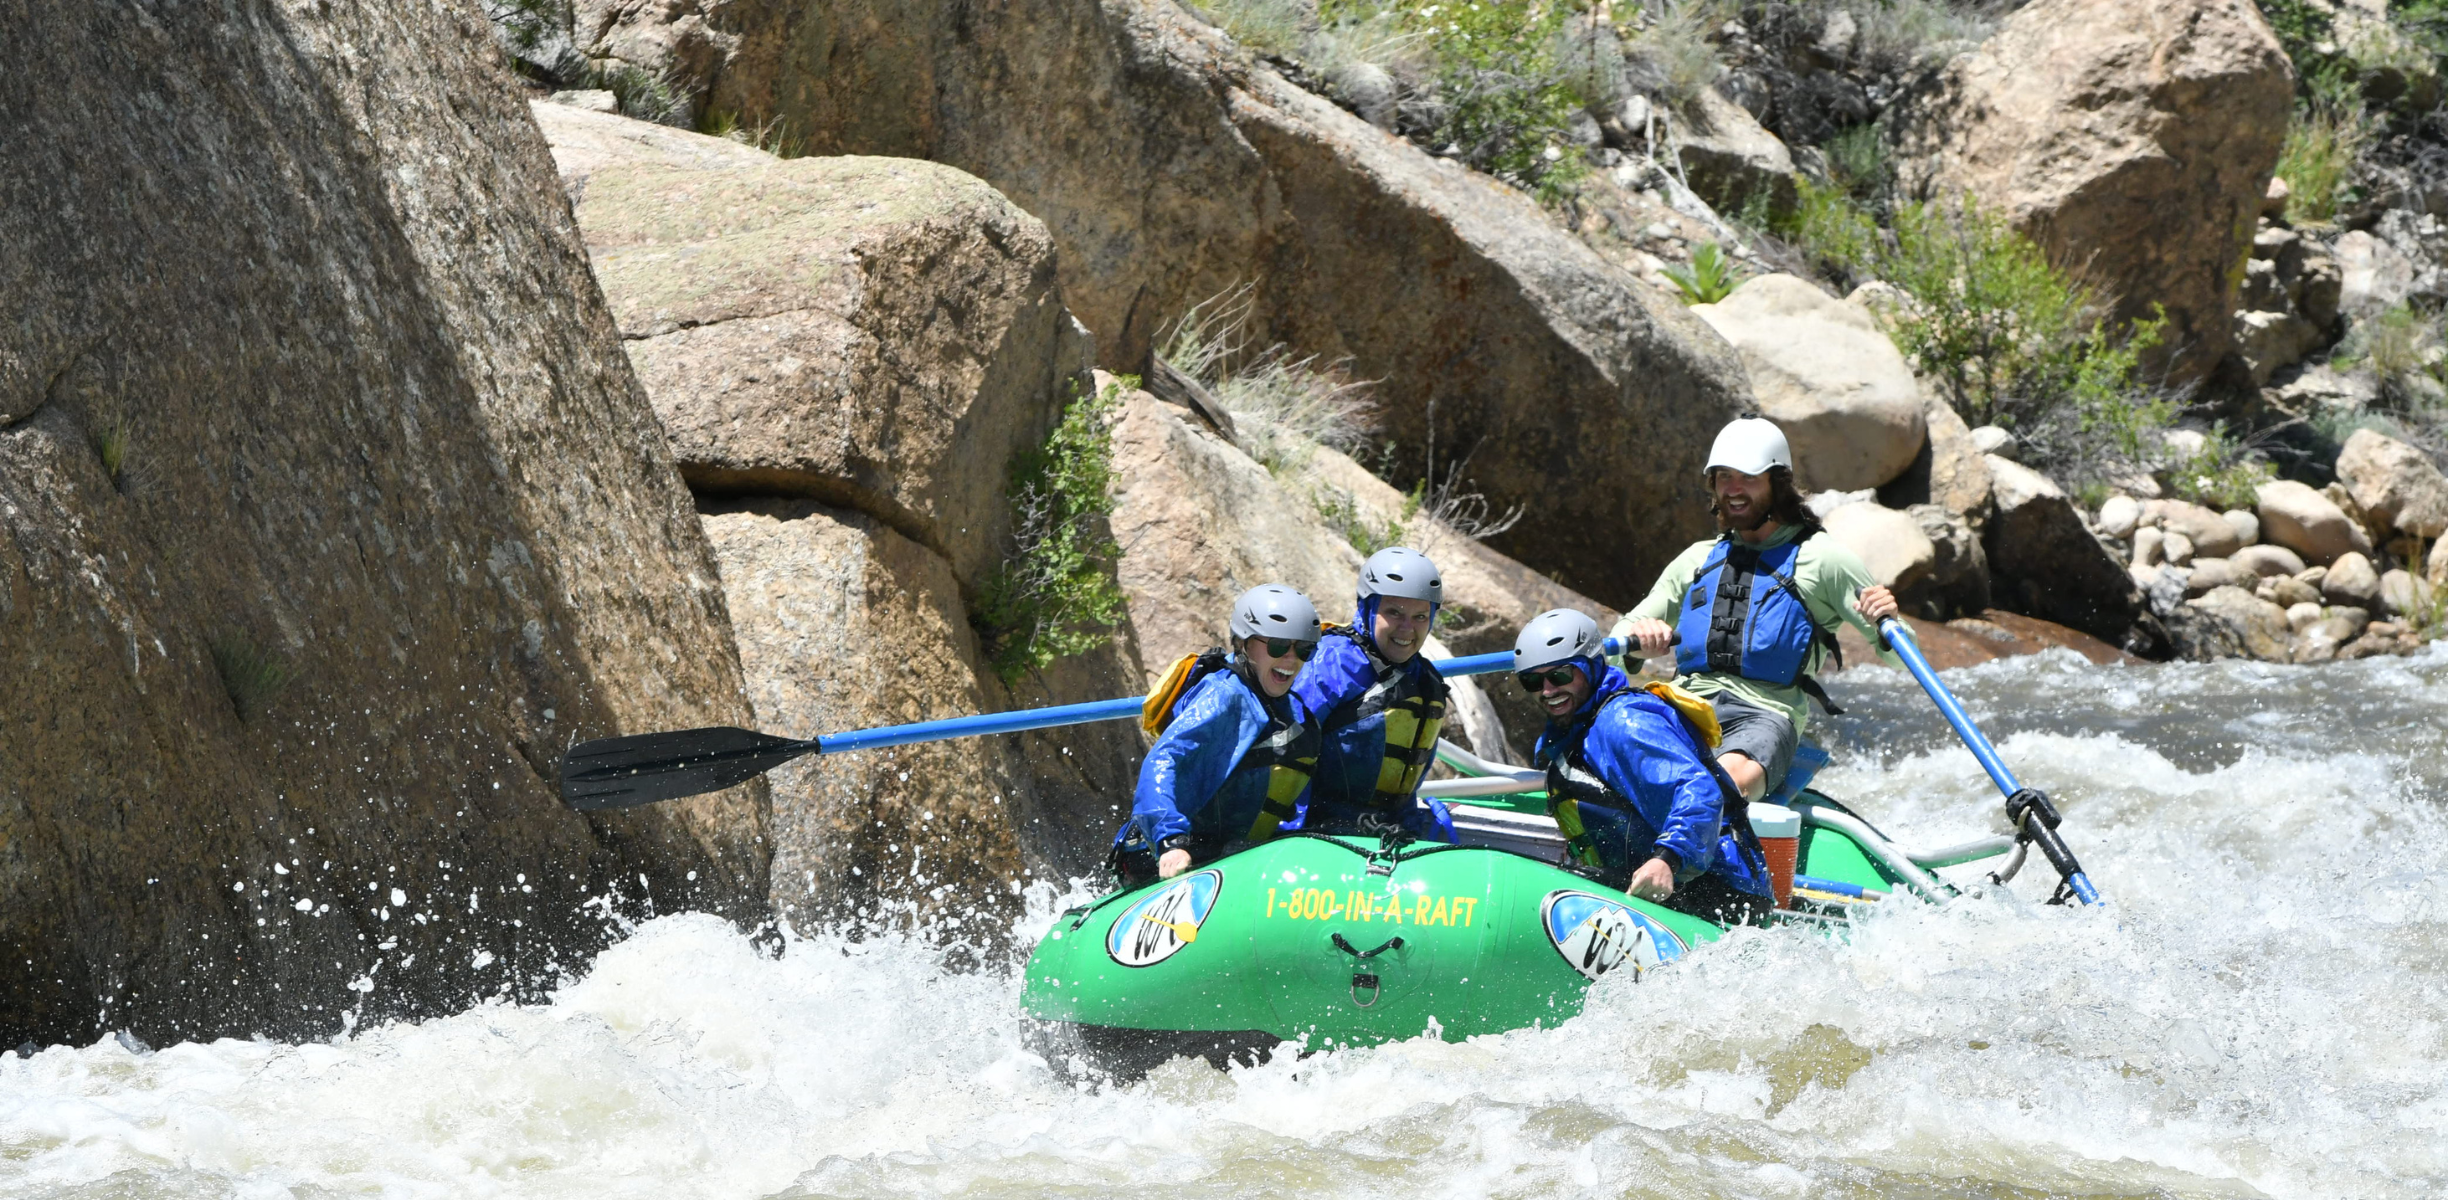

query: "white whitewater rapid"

left=5, top=647, right=2444, bottom=1198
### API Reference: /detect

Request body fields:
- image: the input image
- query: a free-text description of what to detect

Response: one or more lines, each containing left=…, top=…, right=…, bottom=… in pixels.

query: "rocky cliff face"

left=539, top=0, right=1758, bottom=603
left=532, top=103, right=1141, bottom=927
left=1, top=2, right=766, bottom=1046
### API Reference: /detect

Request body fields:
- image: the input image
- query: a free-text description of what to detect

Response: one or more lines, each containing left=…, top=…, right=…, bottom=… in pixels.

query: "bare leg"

left=1718, top=752, right=1767, bottom=803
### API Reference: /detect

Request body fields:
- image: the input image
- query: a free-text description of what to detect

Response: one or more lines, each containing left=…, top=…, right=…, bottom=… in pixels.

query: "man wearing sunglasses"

left=1611, top=416, right=1899, bottom=806
left=1516, top=608, right=1772, bottom=921
left=1112, top=584, right=1326, bottom=884
left=1290, top=547, right=1456, bottom=843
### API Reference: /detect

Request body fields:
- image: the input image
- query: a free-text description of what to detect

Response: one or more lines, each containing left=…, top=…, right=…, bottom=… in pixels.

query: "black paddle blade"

left=558, top=726, right=818, bottom=811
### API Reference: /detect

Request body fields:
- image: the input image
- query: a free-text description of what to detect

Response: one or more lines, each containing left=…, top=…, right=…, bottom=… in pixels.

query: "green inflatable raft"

left=1021, top=745, right=2015, bottom=1069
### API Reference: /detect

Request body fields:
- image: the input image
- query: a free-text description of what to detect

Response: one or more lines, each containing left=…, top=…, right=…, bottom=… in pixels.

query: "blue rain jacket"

left=1121, top=666, right=1313, bottom=850
left=1534, top=664, right=1768, bottom=895
left=1291, top=630, right=1454, bottom=842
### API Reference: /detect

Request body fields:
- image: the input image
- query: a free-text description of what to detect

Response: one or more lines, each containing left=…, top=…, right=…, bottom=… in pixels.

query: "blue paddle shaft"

left=1879, top=619, right=2022, bottom=797
left=810, top=638, right=1623, bottom=755
left=1880, top=618, right=2101, bottom=906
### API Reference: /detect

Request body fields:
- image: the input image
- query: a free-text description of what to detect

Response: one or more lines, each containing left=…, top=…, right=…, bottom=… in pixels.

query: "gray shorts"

left=1711, top=694, right=1797, bottom=792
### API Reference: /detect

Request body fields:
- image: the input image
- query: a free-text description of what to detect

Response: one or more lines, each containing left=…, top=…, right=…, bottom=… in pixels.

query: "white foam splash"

left=3, top=649, right=2443, bottom=1198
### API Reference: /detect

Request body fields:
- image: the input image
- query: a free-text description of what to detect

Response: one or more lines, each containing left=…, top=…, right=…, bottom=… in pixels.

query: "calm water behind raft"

left=4, top=647, right=2445, bottom=1199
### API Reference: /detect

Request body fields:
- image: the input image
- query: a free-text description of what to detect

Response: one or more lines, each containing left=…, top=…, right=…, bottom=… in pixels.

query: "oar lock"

left=2004, top=788, right=2062, bottom=832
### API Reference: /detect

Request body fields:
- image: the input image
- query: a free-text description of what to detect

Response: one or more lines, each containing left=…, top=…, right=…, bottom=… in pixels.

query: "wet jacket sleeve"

left=1291, top=637, right=1369, bottom=723
left=1130, top=675, right=1265, bottom=844
left=1800, top=539, right=1902, bottom=668
left=1585, top=698, right=1725, bottom=874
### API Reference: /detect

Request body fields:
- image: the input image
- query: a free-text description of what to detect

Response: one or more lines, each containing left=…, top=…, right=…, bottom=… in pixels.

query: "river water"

left=5, top=646, right=2445, bottom=1199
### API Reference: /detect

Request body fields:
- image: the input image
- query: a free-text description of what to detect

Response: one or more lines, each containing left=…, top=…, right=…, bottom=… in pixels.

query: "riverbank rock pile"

left=1, top=3, right=769, bottom=1049
left=2097, top=427, right=2446, bottom=662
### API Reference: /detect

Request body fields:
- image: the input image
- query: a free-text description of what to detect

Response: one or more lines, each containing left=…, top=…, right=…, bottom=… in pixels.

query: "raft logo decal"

left=1107, top=870, right=1223, bottom=967
left=1539, top=890, right=1685, bottom=982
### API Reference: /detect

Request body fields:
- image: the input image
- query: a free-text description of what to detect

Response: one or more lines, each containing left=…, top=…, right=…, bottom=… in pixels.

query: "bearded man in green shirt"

left=1612, top=417, right=1900, bottom=804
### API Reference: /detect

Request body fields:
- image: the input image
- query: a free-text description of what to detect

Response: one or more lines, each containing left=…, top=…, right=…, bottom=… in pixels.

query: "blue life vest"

left=1672, top=528, right=1840, bottom=689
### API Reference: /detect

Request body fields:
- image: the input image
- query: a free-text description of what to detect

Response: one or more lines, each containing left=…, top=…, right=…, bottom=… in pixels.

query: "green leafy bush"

left=974, top=380, right=1131, bottom=683
left=1662, top=241, right=1738, bottom=304
left=2162, top=428, right=2276, bottom=511
left=1195, top=0, right=1310, bottom=55
left=1780, top=180, right=2183, bottom=485
left=1305, top=0, right=1594, bottom=194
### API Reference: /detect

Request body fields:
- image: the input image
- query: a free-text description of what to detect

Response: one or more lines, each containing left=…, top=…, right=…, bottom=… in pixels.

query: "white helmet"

left=1703, top=416, right=1793, bottom=479
left=1512, top=608, right=1604, bottom=673
left=1357, top=547, right=1443, bottom=604
left=1229, top=584, right=1323, bottom=644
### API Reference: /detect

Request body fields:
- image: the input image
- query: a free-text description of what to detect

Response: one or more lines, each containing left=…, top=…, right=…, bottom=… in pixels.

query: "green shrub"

left=1837, top=0, right=1994, bottom=72
left=597, top=64, right=688, bottom=127
left=1779, top=180, right=2188, bottom=487
left=2333, top=303, right=2448, bottom=424
left=974, top=380, right=1131, bottom=683
left=2274, top=99, right=2374, bottom=224
left=1662, top=241, right=1739, bottom=304
left=2162, top=428, right=2276, bottom=511
left=1317, top=0, right=1592, bottom=193
left=1314, top=484, right=1407, bottom=556
left=1822, top=122, right=1887, bottom=199
left=1195, top=0, right=1310, bottom=56
left=1624, top=0, right=1728, bottom=113
left=210, top=634, right=294, bottom=722
left=89, top=416, right=129, bottom=487
left=1784, top=176, right=1882, bottom=280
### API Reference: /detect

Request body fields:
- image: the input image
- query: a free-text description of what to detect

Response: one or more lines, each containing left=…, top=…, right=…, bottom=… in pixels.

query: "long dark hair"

left=1709, top=466, right=1813, bottom=532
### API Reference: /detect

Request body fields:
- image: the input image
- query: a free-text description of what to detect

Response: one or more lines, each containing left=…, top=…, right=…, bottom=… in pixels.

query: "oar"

left=1878, top=617, right=2103, bottom=906
left=557, top=637, right=1637, bottom=811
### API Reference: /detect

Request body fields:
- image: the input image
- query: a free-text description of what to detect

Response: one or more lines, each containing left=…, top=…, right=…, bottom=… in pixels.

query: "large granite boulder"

left=1981, top=456, right=2155, bottom=649
left=1890, top=0, right=2294, bottom=382
left=532, top=0, right=1758, bottom=602
left=1675, top=85, right=1802, bottom=219
left=1691, top=275, right=1928, bottom=492
left=704, top=502, right=1042, bottom=934
left=536, top=106, right=1143, bottom=904
left=2256, top=479, right=2373, bottom=566
left=2336, top=428, right=2448, bottom=540
left=1, top=3, right=768, bottom=1047
left=534, top=103, right=1092, bottom=589
left=2186, top=585, right=2293, bottom=662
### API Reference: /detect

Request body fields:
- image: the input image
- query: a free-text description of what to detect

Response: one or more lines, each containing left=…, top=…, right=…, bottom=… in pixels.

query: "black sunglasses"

left=1261, top=638, right=1320, bottom=662
left=1516, top=666, right=1580, bottom=691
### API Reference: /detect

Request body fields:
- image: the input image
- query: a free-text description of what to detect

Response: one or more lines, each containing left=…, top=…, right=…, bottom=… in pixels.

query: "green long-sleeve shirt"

left=1609, top=522, right=1897, bottom=738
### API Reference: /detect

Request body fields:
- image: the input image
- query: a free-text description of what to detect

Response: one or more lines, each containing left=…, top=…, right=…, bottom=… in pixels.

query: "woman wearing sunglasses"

left=1110, top=585, right=1327, bottom=884
left=1289, top=546, right=1456, bottom=844
left=1514, top=608, right=1773, bottom=924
